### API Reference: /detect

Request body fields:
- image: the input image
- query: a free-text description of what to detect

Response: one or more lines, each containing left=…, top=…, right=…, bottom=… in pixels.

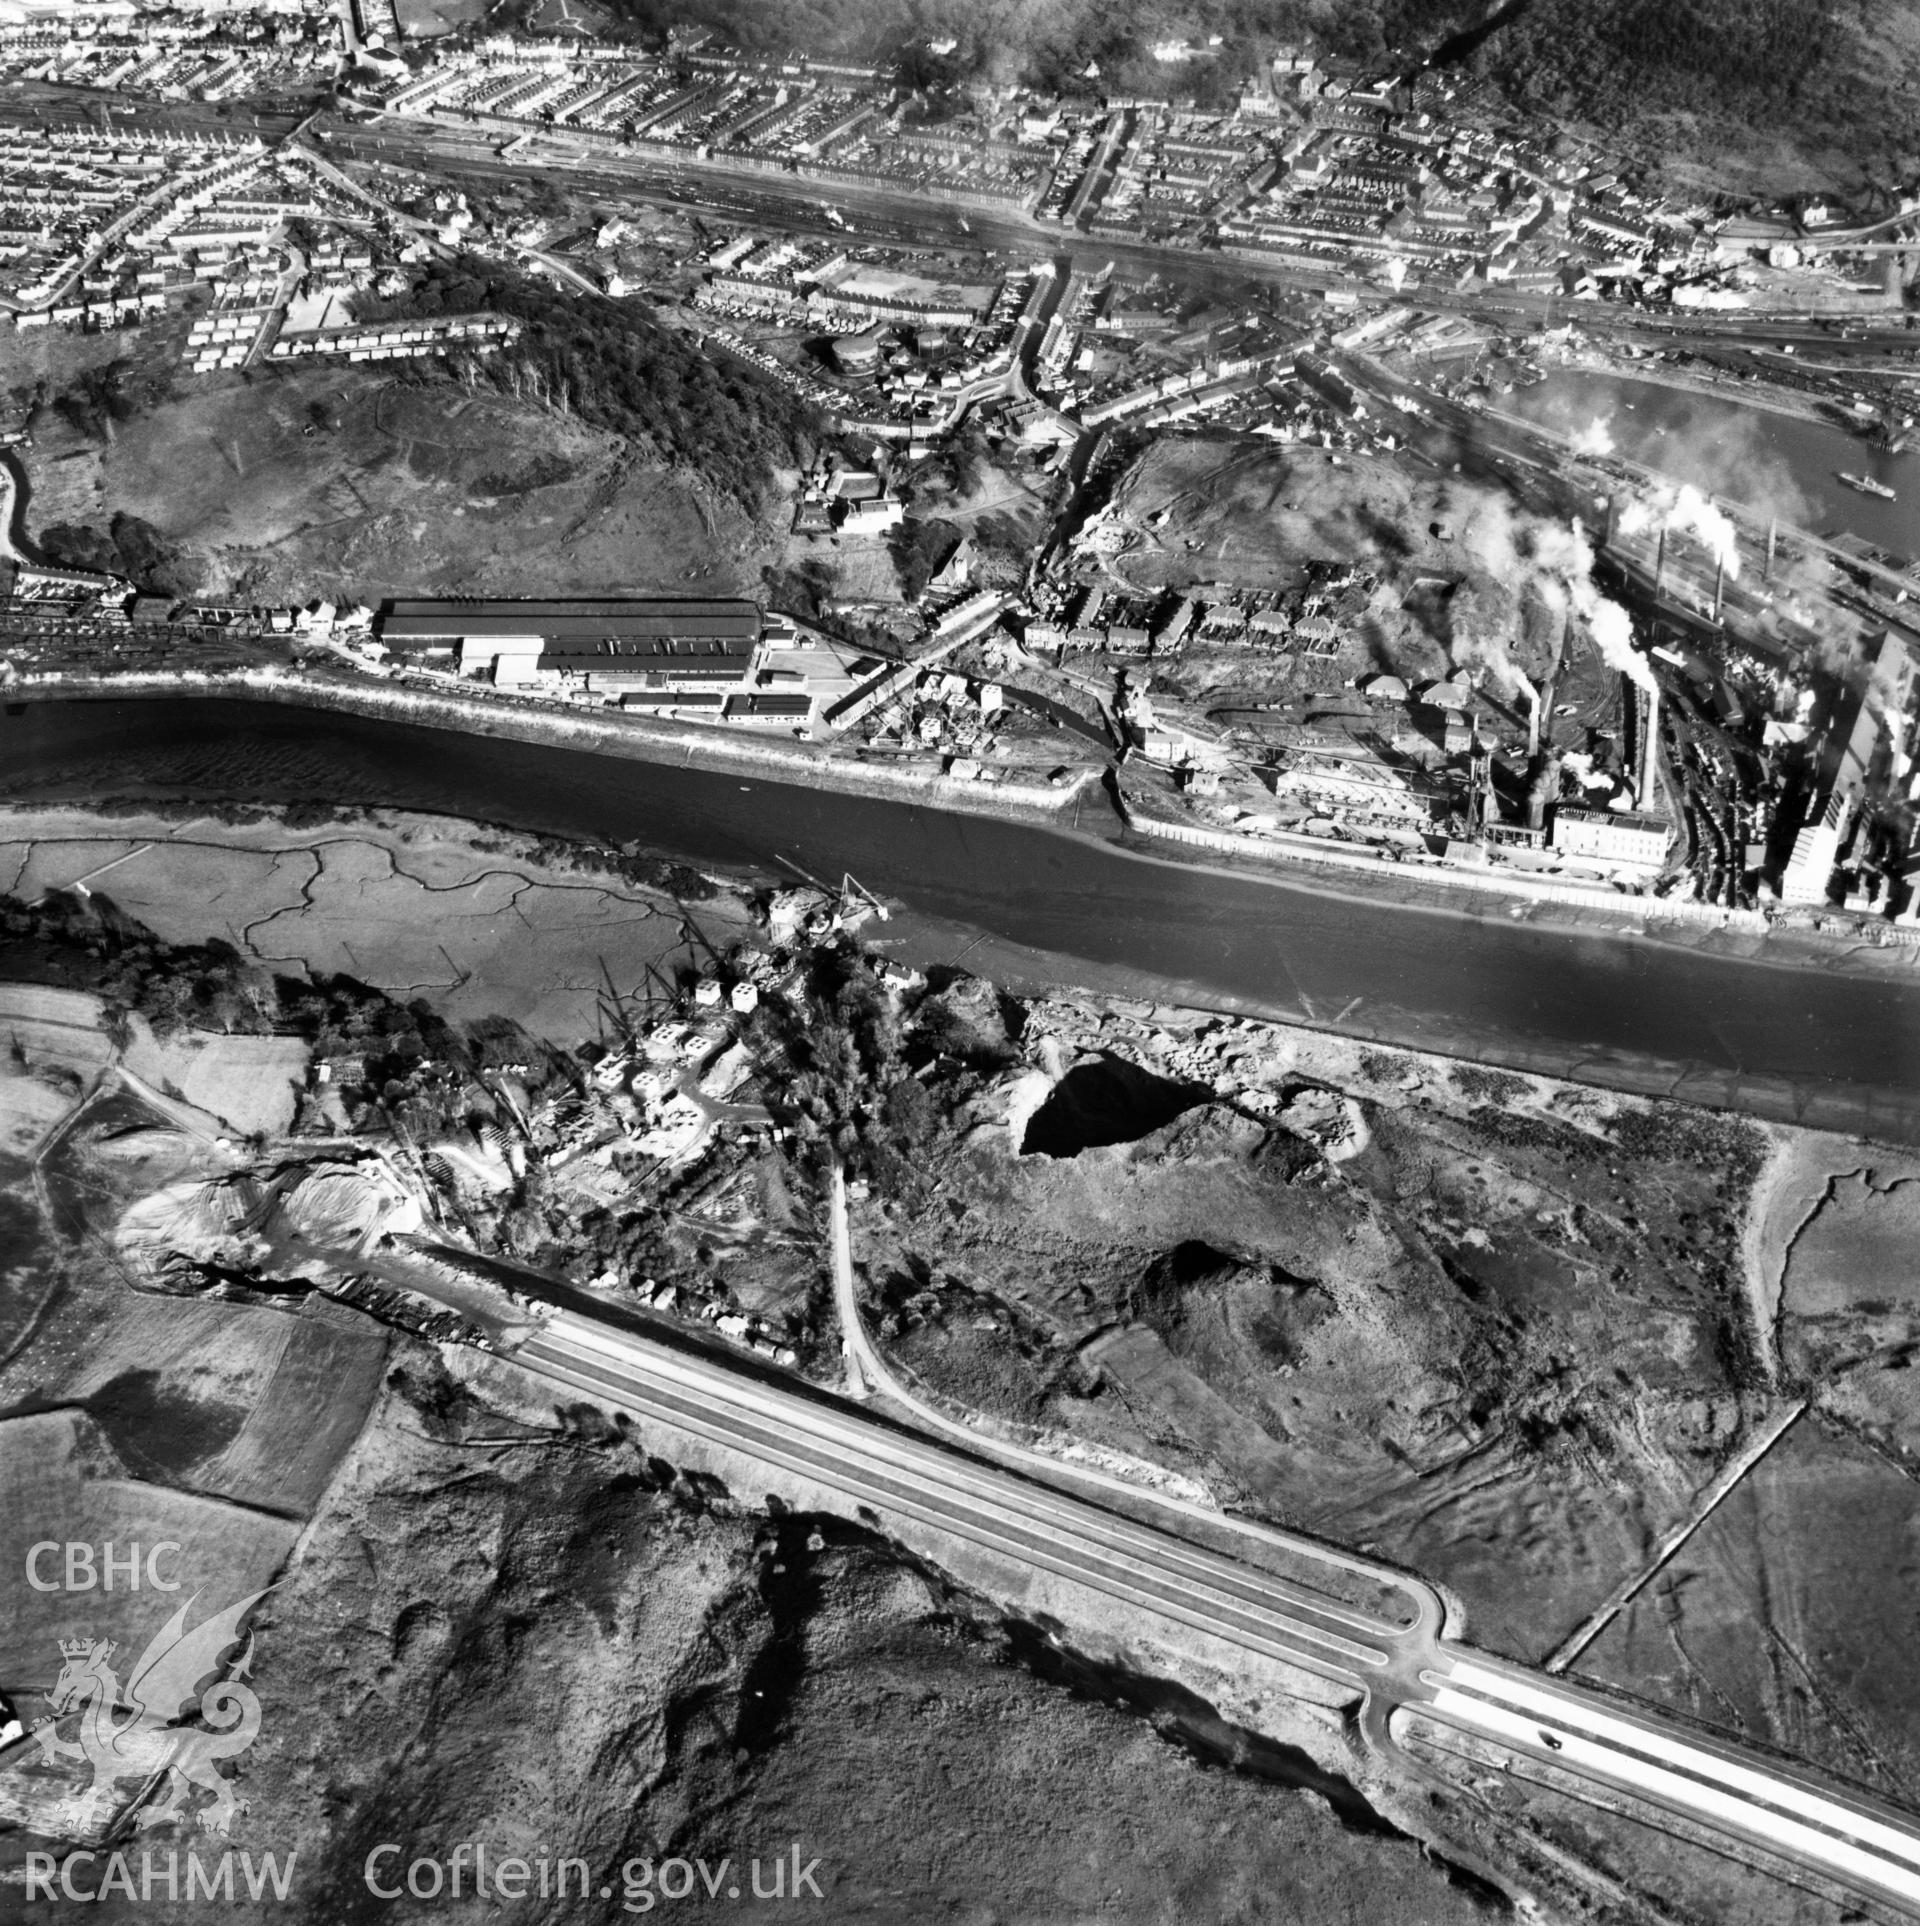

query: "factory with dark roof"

left=371, top=597, right=872, bottom=736
left=378, top=599, right=761, bottom=689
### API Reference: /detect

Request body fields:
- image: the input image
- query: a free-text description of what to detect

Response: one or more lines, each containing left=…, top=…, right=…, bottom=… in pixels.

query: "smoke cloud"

left=1450, top=489, right=1655, bottom=697
left=1618, top=482, right=1742, bottom=581
left=1570, top=416, right=1614, bottom=458
left=1511, top=374, right=1813, bottom=530
left=1589, top=596, right=1655, bottom=693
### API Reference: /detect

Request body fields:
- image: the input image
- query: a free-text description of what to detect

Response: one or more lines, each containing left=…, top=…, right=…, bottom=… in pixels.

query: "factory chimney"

left=1765, top=519, right=1777, bottom=584
left=1713, top=552, right=1726, bottom=624
left=1637, top=682, right=1661, bottom=812
left=1514, top=669, right=1541, bottom=756
left=1524, top=754, right=1558, bottom=832
left=1653, top=525, right=1667, bottom=599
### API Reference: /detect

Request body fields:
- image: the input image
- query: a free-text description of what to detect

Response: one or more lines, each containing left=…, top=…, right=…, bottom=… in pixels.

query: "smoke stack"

left=1525, top=747, right=1562, bottom=832
left=1765, top=519, right=1777, bottom=584
left=1653, top=526, right=1667, bottom=599
left=1638, top=681, right=1661, bottom=812
left=1513, top=669, right=1541, bottom=756
left=1713, top=552, right=1725, bottom=624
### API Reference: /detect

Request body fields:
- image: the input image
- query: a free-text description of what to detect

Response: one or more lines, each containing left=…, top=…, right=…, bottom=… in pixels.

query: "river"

left=8, top=697, right=1920, bottom=1142
left=1507, top=369, right=1918, bottom=558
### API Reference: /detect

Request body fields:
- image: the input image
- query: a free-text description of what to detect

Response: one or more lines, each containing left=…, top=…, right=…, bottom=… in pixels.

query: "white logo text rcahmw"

left=24, top=1849, right=295, bottom=1902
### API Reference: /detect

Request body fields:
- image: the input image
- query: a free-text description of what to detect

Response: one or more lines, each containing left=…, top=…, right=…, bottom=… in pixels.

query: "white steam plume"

left=1449, top=493, right=1657, bottom=702
left=1671, top=484, right=1741, bottom=581
left=1517, top=373, right=1811, bottom=529
left=1588, top=598, right=1655, bottom=694
left=1617, top=483, right=1741, bottom=581
left=1570, top=416, right=1614, bottom=458
left=1523, top=513, right=1656, bottom=695
left=1521, top=510, right=1656, bottom=694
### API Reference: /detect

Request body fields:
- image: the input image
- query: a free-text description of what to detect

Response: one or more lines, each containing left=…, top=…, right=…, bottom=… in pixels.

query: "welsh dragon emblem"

left=31, top=1591, right=266, bottom=1835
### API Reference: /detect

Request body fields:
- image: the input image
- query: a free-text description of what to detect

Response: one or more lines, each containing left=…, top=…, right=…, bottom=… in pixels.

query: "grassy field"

left=3, top=1279, right=294, bottom=1427
left=0, top=986, right=111, bottom=1161
left=0, top=1407, right=302, bottom=1690
left=393, top=0, right=487, bottom=31
left=23, top=364, right=781, bottom=606
left=0, top=1206, right=393, bottom=1847
left=38, top=1083, right=220, bottom=1241
left=0, top=910, right=307, bottom=1143
left=0, top=985, right=113, bottom=1066
left=1579, top=1417, right=1920, bottom=1806
left=122, top=1022, right=311, bottom=1139
left=200, top=1296, right=389, bottom=1514
left=1, top=807, right=759, bottom=1040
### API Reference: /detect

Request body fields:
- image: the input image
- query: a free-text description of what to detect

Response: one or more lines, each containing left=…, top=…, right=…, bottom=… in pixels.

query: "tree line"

left=355, top=255, right=830, bottom=518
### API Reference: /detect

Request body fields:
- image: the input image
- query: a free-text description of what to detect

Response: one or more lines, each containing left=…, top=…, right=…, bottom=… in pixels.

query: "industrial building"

left=370, top=597, right=841, bottom=732
left=1550, top=807, right=1671, bottom=871
left=1779, top=630, right=1915, bottom=909
left=377, top=598, right=764, bottom=696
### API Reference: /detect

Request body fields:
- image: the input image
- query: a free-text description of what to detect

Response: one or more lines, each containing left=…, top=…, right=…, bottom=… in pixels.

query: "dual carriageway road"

left=503, top=1163, right=1920, bottom=1918
left=10, top=71, right=1920, bottom=1912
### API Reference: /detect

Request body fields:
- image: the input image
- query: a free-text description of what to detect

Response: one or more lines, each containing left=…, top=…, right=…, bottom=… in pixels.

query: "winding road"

left=494, top=1159, right=1920, bottom=1917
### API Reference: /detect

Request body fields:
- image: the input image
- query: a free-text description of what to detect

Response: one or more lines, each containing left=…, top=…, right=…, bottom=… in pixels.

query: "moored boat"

left=1837, top=471, right=1897, bottom=500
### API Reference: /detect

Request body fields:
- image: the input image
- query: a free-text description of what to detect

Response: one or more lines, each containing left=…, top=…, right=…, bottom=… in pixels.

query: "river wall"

left=21, top=666, right=1920, bottom=952
left=1125, top=809, right=1796, bottom=936
left=1562, top=351, right=1834, bottom=430
left=5, top=669, right=1101, bottom=828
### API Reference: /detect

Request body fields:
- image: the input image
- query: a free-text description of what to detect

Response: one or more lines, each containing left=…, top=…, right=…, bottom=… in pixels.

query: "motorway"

left=8, top=72, right=1920, bottom=1898
left=515, top=1305, right=1920, bottom=1915
left=494, top=1162, right=1920, bottom=1918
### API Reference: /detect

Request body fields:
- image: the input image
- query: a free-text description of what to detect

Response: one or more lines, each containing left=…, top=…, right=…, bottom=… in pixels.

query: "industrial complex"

left=7, top=0, right=1920, bottom=1920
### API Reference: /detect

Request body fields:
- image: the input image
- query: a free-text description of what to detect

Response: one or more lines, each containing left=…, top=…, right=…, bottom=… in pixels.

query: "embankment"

left=5, top=667, right=1101, bottom=828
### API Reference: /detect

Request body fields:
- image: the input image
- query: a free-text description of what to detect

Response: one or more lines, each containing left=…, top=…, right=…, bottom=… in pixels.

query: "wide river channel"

left=1508, top=368, right=1920, bottom=557
left=7, top=697, right=1920, bottom=1142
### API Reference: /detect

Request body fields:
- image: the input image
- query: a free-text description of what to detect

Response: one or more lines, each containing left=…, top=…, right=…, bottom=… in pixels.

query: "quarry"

left=2, top=803, right=1919, bottom=1918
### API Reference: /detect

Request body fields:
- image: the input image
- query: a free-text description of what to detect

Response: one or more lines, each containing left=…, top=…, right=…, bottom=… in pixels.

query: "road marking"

left=536, top=1323, right=1393, bottom=1658
left=1440, top=1662, right=1920, bottom=1877
left=1428, top=1687, right=1920, bottom=1905
left=520, top=1309, right=1920, bottom=1915
left=523, top=1333, right=1387, bottom=1679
